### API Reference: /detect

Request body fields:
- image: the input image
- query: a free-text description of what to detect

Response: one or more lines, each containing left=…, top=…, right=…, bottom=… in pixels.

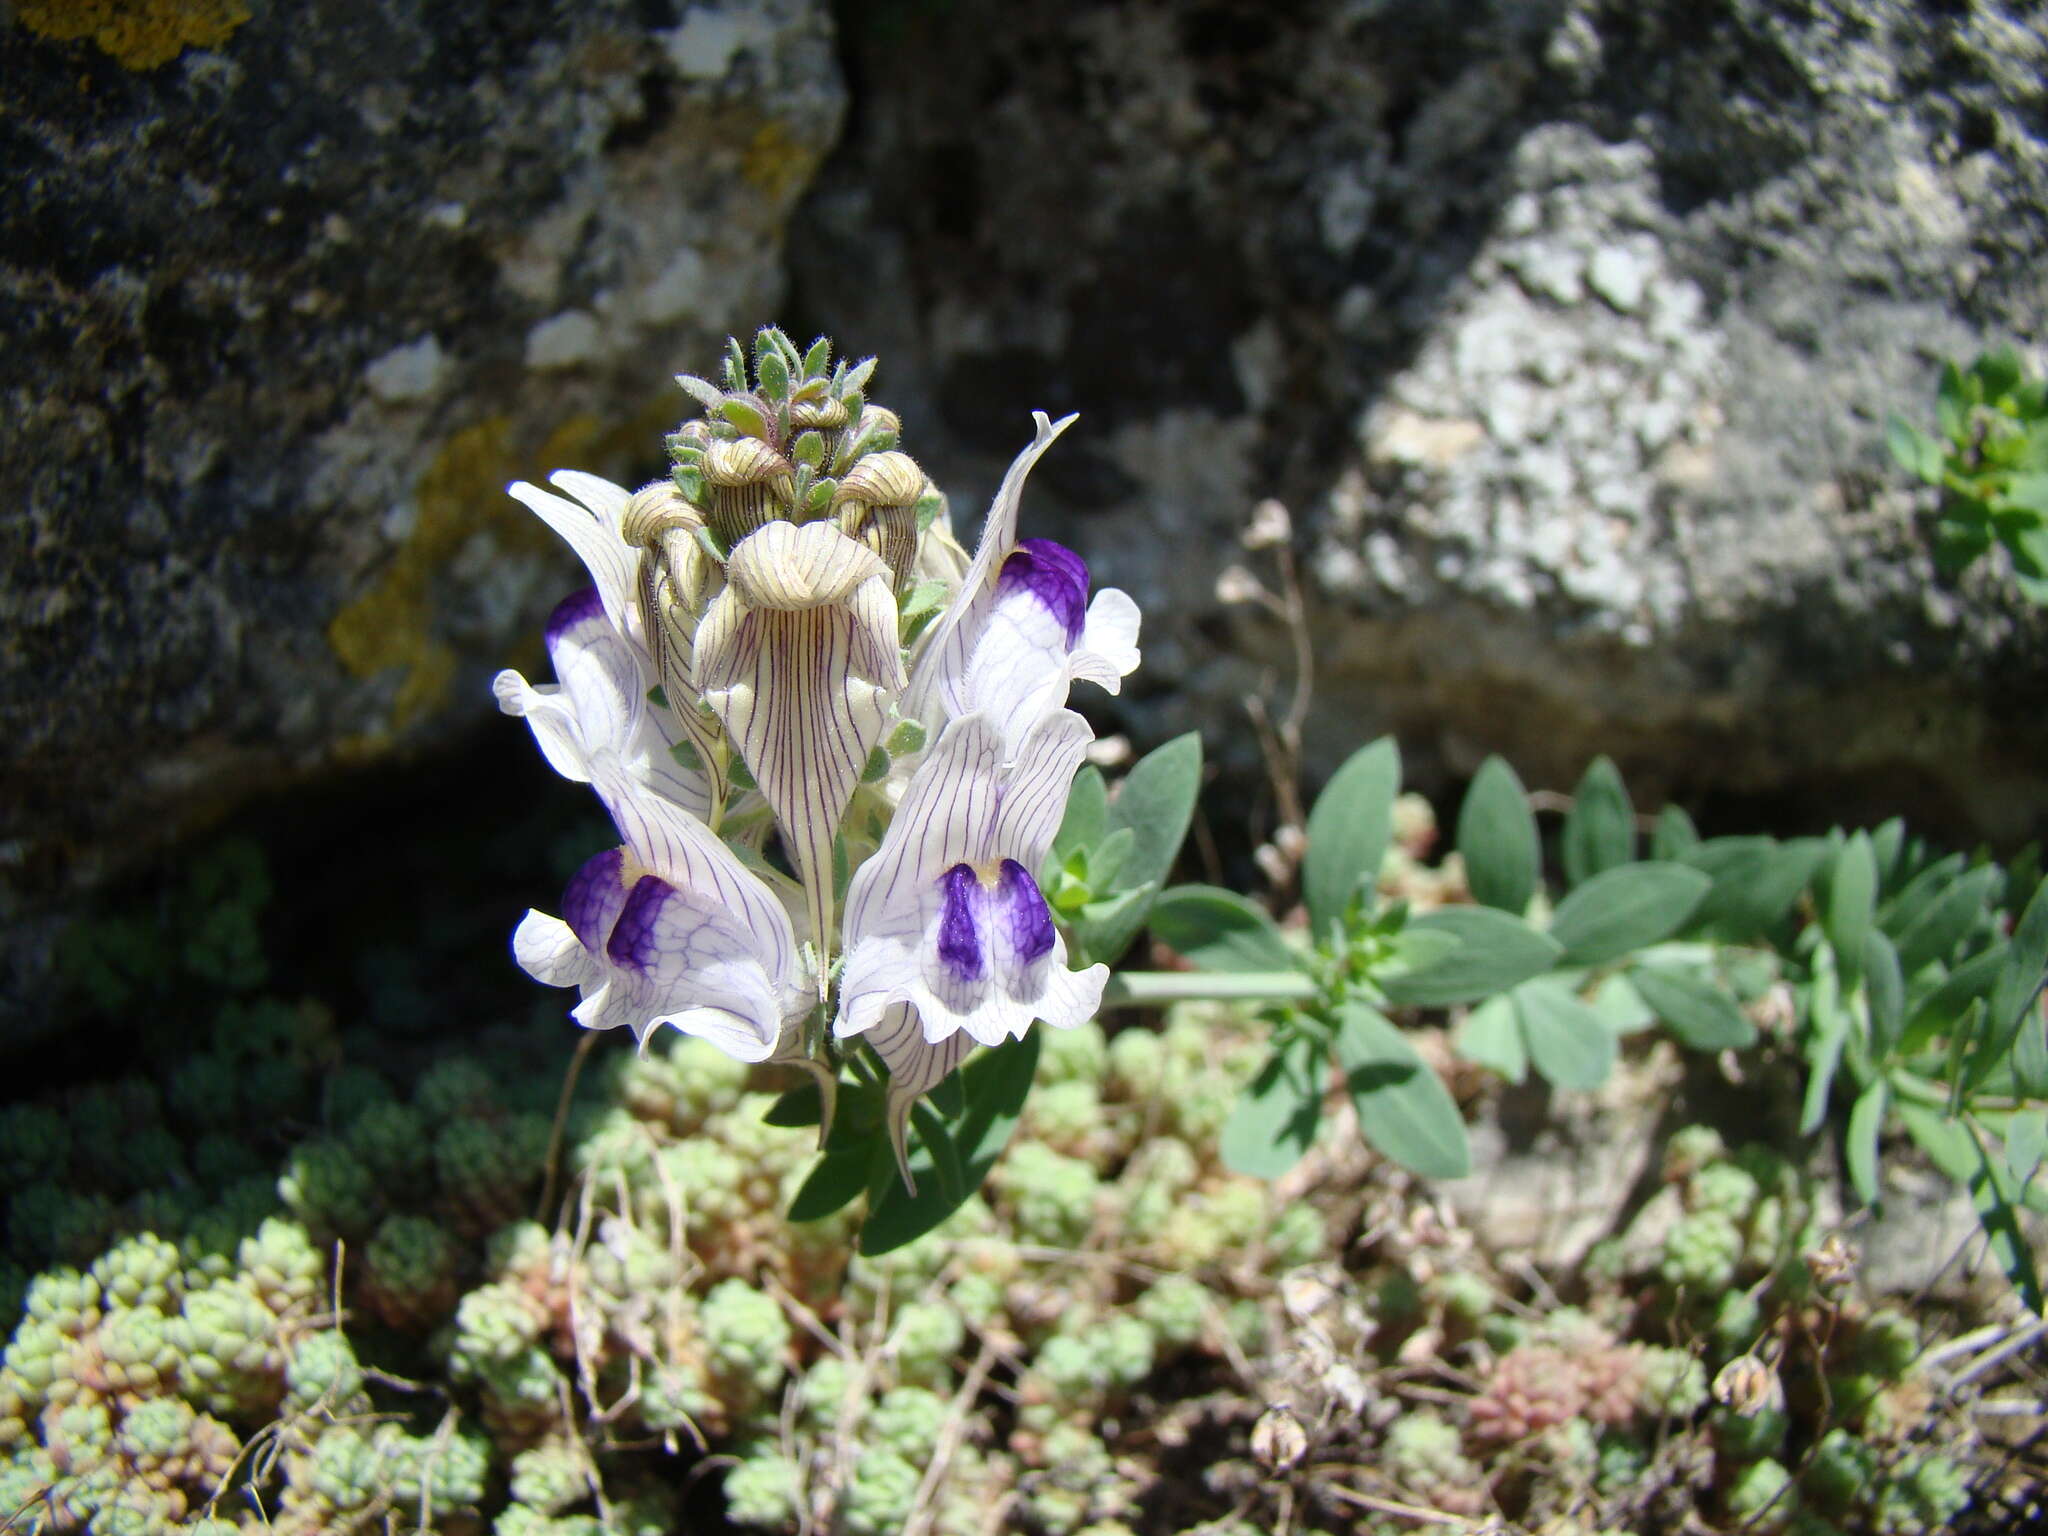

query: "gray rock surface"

left=6, top=0, right=2048, bottom=991
left=1, top=0, right=843, bottom=909
left=794, top=0, right=2048, bottom=844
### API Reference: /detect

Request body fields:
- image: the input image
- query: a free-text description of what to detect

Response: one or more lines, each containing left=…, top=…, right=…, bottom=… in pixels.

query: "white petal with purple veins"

left=512, top=910, right=599, bottom=988
left=508, top=474, right=640, bottom=646
left=865, top=1000, right=973, bottom=1190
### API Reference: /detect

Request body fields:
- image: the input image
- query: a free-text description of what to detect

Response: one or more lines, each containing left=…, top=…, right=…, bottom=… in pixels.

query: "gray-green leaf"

left=1148, top=886, right=1303, bottom=973
left=1561, top=757, right=1634, bottom=888
left=1335, top=1004, right=1470, bottom=1178
left=1304, top=737, right=1400, bottom=935
left=1629, top=964, right=1757, bottom=1052
left=1220, top=1033, right=1327, bottom=1179
left=1546, top=861, right=1711, bottom=967
left=1456, top=756, right=1538, bottom=916
left=1378, top=907, right=1564, bottom=1007
left=1514, top=978, right=1616, bottom=1092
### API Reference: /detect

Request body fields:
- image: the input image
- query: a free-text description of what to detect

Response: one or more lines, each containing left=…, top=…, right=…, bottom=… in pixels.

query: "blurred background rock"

left=5, top=0, right=2045, bottom=1045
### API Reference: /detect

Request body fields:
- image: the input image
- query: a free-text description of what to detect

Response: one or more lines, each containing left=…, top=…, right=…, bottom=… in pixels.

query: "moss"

left=17, top=0, right=249, bottom=70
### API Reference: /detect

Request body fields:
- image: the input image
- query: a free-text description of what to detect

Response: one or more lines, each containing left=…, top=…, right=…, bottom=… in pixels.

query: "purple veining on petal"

left=545, top=586, right=609, bottom=651
left=562, top=848, right=625, bottom=953
left=998, top=540, right=1089, bottom=645
left=997, top=859, right=1055, bottom=963
left=936, top=864, right=987, bottom=982
left=606, top=874, right=674, bottom=974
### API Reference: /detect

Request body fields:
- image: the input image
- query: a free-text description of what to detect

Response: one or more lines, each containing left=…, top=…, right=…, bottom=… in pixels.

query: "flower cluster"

left=497, top=331, right=1140, bottom=1181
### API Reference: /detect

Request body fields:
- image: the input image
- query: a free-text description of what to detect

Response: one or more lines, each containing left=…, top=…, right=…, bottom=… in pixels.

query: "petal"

left=509, top=477, right=639, bottom=644
left=1071, top=587, right=1142, bottom=694
left=906, top=411, right=1076, bottom=722
left=513, top=909, right=599, bottom=989
left=697, top=591, right=897, bottom=958
left=494, top=668, right=591, bottom=783
left=988, top=709, right=1095, bottom=876
left=561, top=847, right=630, bottom=953
left=842, top=712, right=1002, bottom=951
left=590, top=767, right=799, bottom=1000
left=866, top=1000, right=973, bottom=1193
left=547, top=590, right=646, bottom=762
left=592, top=874, right=784, bottom=1058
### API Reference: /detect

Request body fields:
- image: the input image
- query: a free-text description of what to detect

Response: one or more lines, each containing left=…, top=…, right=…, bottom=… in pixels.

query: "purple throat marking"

left=935, top=864, right=987, bottom=982
left=561, top=848, right=626, bottom=953
left=998, top=859, right=1056, bottom=963
left=999, top=540, right=1089, bottom=645
left=606, top=875, right=674, bottom=973
left=545, top=586, right=608, bottom=652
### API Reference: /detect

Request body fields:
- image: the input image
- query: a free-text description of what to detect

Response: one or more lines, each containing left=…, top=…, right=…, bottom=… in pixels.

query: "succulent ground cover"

left=4, top=809, right=2043, bottom=1535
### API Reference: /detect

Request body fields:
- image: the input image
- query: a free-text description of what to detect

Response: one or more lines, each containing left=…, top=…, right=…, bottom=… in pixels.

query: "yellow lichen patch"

left=18, top=0, right=250, bottom=71
left=328, top=396, right=676, bottom=737
left=741, top=120, right=824, bottom=203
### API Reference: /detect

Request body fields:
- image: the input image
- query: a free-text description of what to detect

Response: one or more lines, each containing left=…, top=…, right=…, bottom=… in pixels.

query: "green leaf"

left=1088, top=826, right=1137, bottom=890
left=1379, top=926, right=1463, bottom=981
left=1895, top=866, right=1997, bottom=974
left=1052, top=766, right=1108, bottom=862
left=1902, top=943, right=2007, bottom=1053
left=1651, top=804, right=1700, bottom=862
left=1974, top=346, right=2023, bottom=402
left=1894, top=1098, right=1972, bottom=1181
left=1334, top=1003, right=1470, bottom=1178
left=1970, top=1130, right=2045, bottom=1314
left=1630, top=964, right=1757, bottom=1052
left=1846, top=1081, right=1887, bottom=1209
left=1801, top=963, right=1849, bottom=1135
left=788, top=1143, right=882, bottom=1222
left=1456, top=756, right=1539, bottom=915
left=1547, top=862, right=1711, bottom=967
left=1219, top=1033, right=1326, bottom=1178
left=1825, top=831, right=1878, bottom=990
left=1304, top=738, right=1400, bottom=934
left=2014, top=1003, right=2048, bottom=1097
left=1514, top=977, right=1617, bottom=1092
left=1073, top=883, right=1156, bottom=968
left=1887, top=415, right=1947, bottom=483
left=2007, top=1107, right=2048, bottom=1189
left=1864, top=929, right=1905, bottom=1061
left=2006, top=472, right=2048, bottom=519
left=1588, top=972, right=1655, bottom=1036
left=1378, top=906, right=1565, bottom=1007
left=720, top=395, right=770, bottom=439
left=1684, top=836, right=1827, bottom=942
left=1878, top=852, right=1966, bottom=943
left=1937, top=359, right=1969, bottom=441
left=1870, top=818, right=1908, bottom=890
left=1454, top=995, right=1526, bottom=1083
left=1148, top=886, right=1303, bottom=973
left=1989, top=872, right=2048, bottom=1053
left=1561, top=757, right=1635, bottom=888
left=860, top=1032, right=1039, bottom=1256
left=1089, top=734, right=1202, bottom=964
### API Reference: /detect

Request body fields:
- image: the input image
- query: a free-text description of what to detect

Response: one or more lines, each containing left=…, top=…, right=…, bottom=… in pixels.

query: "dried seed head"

left=1243, top=497, right=1293, bottom=549
left=1805, top=1232, right=1859, bottom=1292
left=1712, top=1353, right=1784, bottom=1418
left=1250, top=1402, right=1308, bottom=1473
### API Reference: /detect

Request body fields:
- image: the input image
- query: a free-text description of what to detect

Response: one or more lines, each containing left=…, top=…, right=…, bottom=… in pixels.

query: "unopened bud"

left=700, top=437, right=796, bottom=546
left=1250, top=1402, right=1308, bottom=1473
left=1216, top=565, right=1267, bottom=606
left=1243, top=498, right=1292, bottom=549
left=1085, top=734, right=1132, bottom=768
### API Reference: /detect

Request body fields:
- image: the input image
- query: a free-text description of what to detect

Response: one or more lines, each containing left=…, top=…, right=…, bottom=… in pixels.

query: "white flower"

left=835, top=707, right=1108, bottom=1178
left=906, top=412, right=1141, bottom=754
left=496, top=591, right=806, bottom=1059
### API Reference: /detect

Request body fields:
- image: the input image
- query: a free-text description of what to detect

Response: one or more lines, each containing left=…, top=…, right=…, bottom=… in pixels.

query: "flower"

left=496, top=591, right=807, bottom=1061
left=834, top=708, right=1108, bottom=1178
left=906, top=413, right=1140, bottom=751
left=693, top=519, right=906, bottom=968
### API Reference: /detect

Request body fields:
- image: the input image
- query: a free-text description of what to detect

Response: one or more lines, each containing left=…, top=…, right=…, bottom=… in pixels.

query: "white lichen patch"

left=364, top=335, right=450, bottom=405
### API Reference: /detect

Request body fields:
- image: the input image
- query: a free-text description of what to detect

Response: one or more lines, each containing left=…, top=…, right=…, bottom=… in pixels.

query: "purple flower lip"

left=545, top=586, right=608, bottom=651
left=606, top=874, right=674, bottom=974
left=562, top=847, right=626, bottom=953
left=936, top=864, right=985, bottom=983
left=998, top=859, right=1055, bottom=963
left=999, top=539, right=1089, bottom=645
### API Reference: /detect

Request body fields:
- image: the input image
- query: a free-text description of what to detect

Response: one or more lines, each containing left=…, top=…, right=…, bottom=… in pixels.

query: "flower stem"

left=1101, top=970, right=1318, bottom=1006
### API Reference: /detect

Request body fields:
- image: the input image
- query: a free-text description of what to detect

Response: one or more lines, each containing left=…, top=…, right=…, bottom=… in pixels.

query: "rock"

left=0, top=0, right=844, bottom=924
left=793, top=0, right=2048, bottom=846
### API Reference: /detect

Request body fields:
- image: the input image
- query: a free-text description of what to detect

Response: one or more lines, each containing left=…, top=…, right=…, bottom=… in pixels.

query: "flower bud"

left=701, top=437, right=796, bottom=548
left=832, top=450, right=927, bottom=589
left=1243, top=497, right=1292, bottom=549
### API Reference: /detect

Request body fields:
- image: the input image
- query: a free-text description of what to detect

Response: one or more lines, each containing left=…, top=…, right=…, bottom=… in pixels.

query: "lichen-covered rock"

left=795, top=0, right=2048, bottom=845
left=1, top=0, right=847, bottom=1039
